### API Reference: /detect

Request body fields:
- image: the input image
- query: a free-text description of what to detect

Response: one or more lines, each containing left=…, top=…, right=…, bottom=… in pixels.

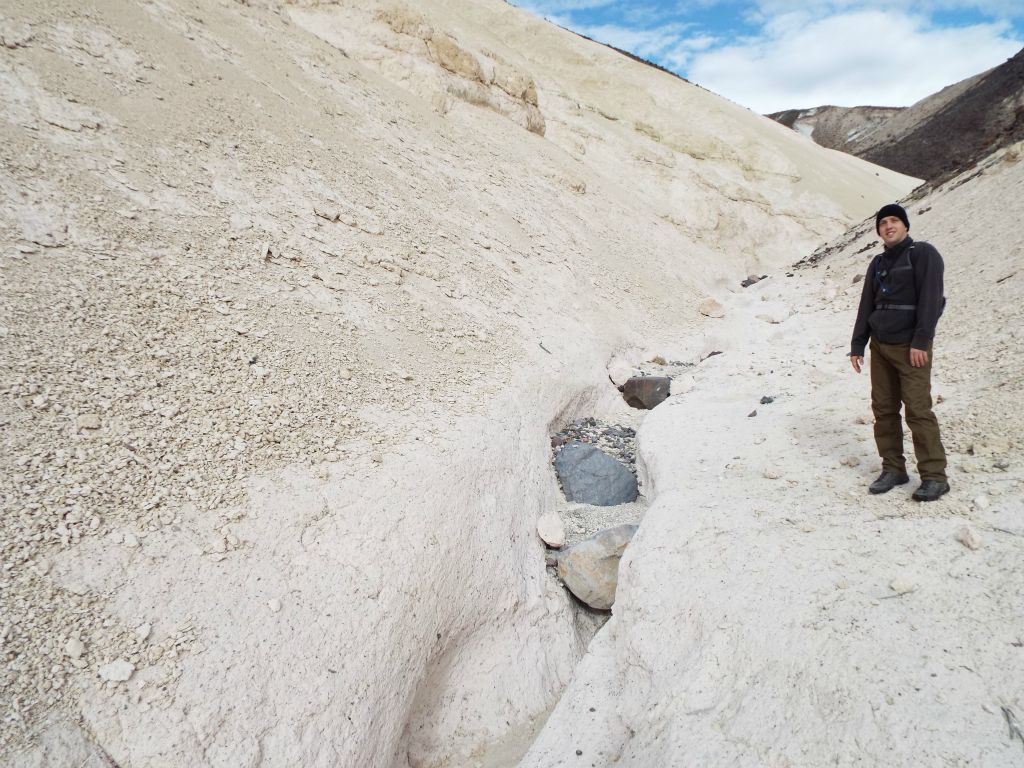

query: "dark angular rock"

left=622, top=376, right=671, bottom=410
left=554, top=442, right=638, bottom=506
left=741, top=274, right=768, bottom=288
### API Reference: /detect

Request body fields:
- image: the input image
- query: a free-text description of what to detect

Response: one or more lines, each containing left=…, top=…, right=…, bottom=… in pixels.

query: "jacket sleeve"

left=911, top=243, right=945, bottom=350
left=850, top=259, right=875, bottom=356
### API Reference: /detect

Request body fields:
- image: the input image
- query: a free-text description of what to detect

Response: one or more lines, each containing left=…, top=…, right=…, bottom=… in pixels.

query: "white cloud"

left=513, top=0, right=1022, bottom=112
left=750, top=0, right=1024, bottom=17
left=686, top=10, right=1022, bottom=112
left=660, top=35, right=721, bottom=70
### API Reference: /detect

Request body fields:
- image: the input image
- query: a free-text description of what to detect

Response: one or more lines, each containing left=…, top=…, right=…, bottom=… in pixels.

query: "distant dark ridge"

left=769, top=109, right=801, bottom=129
left=768, top=105, right=903, bottom=124
left=767, top=105, right=905, bottom=154
left=860, top=48, right=1024, bottom=183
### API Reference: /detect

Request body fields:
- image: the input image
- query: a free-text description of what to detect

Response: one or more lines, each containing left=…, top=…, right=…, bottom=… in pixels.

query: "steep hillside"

left=1, top=1, right=918, bottom=766
left=771, top=49, right=1024, bottom=183
left=857, top=48, right=1024, bottom=182
left=768, top=104, right=903, bottom=152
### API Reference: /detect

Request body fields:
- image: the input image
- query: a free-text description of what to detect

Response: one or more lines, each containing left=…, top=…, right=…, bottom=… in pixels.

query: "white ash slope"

left=2, top=0, right=916, bottom=766
left=521, top=144, right=1024, bottom=767
left=287, top=0, right=915, bottom=273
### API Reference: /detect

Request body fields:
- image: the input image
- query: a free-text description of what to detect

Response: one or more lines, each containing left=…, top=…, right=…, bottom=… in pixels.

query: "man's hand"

left=850, top=355, right=863, bottom=374
left=910, top=348, right=929, bottom=367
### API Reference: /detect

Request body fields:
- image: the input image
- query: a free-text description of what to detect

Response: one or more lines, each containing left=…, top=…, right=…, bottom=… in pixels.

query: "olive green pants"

left=869, top=340, right=947, bottom=482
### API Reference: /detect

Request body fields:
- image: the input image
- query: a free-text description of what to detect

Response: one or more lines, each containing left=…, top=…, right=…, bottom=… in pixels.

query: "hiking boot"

left=912, top=480, right=950, bottom=502
left=869, top=471, right=910, bottom=494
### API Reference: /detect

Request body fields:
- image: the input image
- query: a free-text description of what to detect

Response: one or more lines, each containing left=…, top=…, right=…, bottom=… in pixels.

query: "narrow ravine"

left=456, top=355, right=719, bottom=768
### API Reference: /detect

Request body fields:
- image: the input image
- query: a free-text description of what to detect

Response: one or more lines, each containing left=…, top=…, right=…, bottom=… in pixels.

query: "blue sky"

left=511, top=0, right=1024, bottom=113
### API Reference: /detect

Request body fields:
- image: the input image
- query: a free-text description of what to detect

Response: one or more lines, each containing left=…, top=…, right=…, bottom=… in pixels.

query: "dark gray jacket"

left=850, top=236, right=945, bottom=356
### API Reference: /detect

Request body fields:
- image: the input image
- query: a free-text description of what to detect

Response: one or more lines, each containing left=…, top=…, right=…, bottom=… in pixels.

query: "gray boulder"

left=554, top=441, right=638, bottom=506
left=557, top=524, right=638, bottom=610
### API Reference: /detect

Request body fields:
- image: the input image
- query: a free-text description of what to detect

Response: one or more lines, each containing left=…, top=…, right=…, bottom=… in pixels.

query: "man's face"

left=878, top=215, right=908, bottom=248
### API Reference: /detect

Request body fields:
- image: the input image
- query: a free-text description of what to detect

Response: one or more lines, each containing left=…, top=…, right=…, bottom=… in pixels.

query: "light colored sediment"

left=521, top=143, right=1024, bottom=767
left=1, top=0, right=926, bottom=765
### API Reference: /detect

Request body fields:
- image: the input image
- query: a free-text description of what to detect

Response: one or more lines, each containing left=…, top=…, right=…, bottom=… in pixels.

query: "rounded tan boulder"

left=557, top=524, right=638, bottom=610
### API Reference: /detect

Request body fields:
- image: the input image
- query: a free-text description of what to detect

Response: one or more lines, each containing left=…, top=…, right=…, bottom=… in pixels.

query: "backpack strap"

left=906, top=242, right=947, bottom=315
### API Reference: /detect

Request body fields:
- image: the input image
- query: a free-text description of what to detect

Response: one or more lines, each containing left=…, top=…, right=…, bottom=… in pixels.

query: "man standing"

left=849, top=203, right=949, bottom=501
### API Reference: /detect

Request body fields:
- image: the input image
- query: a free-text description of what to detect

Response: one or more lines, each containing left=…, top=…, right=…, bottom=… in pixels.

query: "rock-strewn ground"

left=1, top=0, right=918, bottom=765
left=553, top=417, right=638, bottom=474
left=521, top=142, right=1024, bottom=767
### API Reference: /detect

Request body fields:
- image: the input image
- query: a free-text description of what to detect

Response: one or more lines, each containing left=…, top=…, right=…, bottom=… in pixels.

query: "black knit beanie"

left=875, top=203, right=909, bottom=233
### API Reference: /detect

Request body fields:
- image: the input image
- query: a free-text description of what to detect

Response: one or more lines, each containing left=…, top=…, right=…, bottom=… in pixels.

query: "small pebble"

left=98, top=659, right=135, bottom=682
left=65, top=638, right=85, bottom=660
left=889, top=579, right=916, bottom=596
left=76, top=413, right=101, bottom=430
left=955, top=526, right=982, bottom=551
left=537, top=512, right=566, bottom=549
left=268, top=599, right=282, bottom=613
